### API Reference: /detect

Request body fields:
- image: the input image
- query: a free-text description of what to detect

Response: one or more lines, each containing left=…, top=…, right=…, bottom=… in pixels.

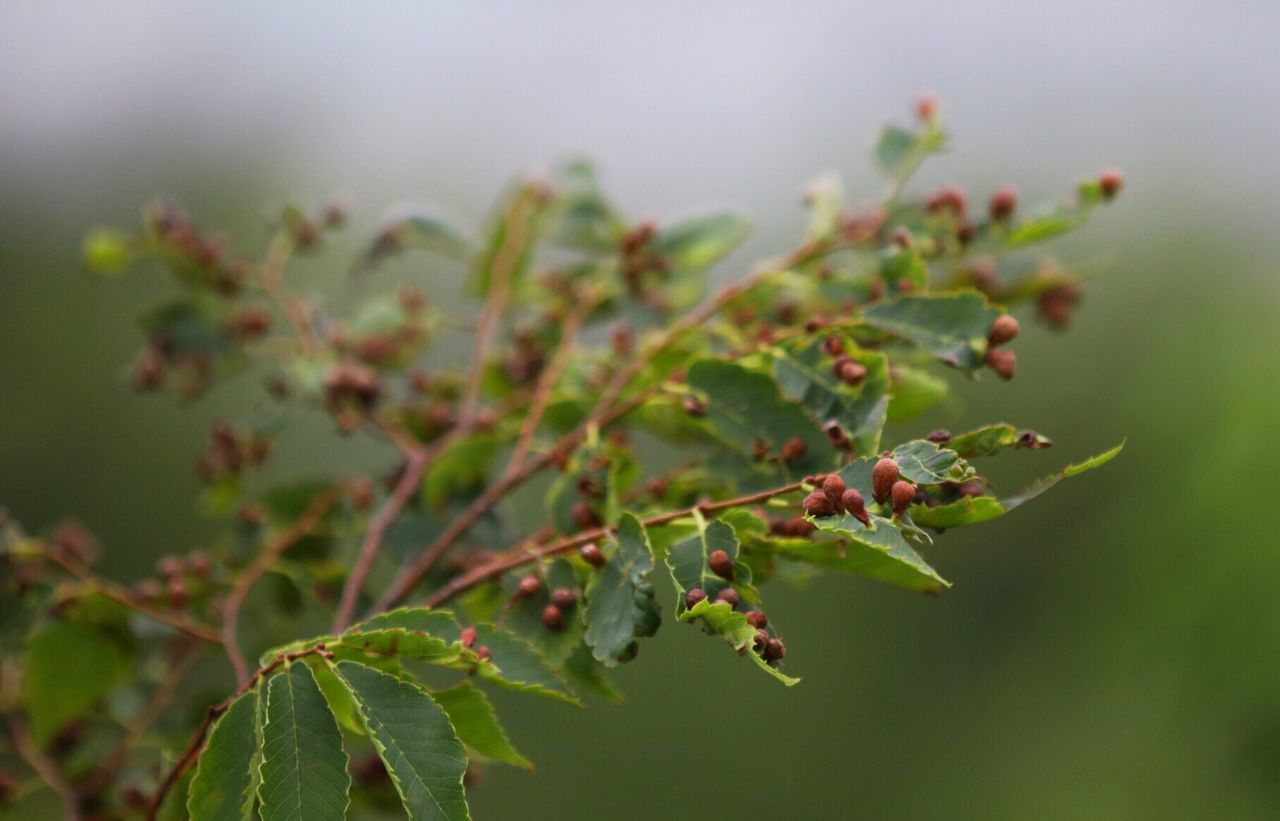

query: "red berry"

left=841, top=488, right=870, bottom=526
left=685, top=587, right=708, bottom=609
left=821, top=473, right=847, bottom=504
left=837, top=359, right=868, bottom=387
left=872, top=457, right=900, bottom=504
left=781, top=437, right=807, bottom=463
left=459, top=626, right=477, bottom=648
left=1098, top=168, right=1124, bottom=200
left=915, top=93, right=938, bottom=123
left=475, top=645, right=492, bottom=661
left=989, top=185, right=1018, bottom=221
left=516, top=573, right=542, bottom=599
left=988, top=314, right=1019, bottom=346
left=682, top=396, right=707, bottom=416
left=715, top=587, right=740, bottom=607
left=753, top=629, right=769, bottom=651
left=541, top=604, right=564, bottom=631
left=801, top=490, right=835, bottom=518
left=823, top=420, right=849, bottom=447
left=925, top=429, right=952, bottom=444
left=986, top=348, right=1017, bottom=381
left=708, top=549, right=734, bottom=580
left=891, top=480, right=916, bottom=517
left=551, top=587, right=577, bottom=609
left=821, top=335, right=844, bottom=356
left=571, top=501, right=602, bottom=529
left=579, top=542, right=606, bottom=568
left=746, top=611, right=769, bottom=629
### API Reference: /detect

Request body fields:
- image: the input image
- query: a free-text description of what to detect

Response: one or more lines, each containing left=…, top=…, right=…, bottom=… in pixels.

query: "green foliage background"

left=2, top=6, right=1279, bottom=819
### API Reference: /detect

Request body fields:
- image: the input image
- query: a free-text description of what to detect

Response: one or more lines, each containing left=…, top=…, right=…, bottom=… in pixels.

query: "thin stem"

left=424, top=480, right=807, bottom=608
left=221, top=489, right=337, bottom=687
left=257, top=233, right=317, bottom=357
left=4, top=711, right=82, bottom=820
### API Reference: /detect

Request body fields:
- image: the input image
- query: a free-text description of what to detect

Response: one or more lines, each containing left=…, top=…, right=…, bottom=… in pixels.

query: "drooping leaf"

left=1003, top=203, right=1090, bottom=248
left=680, top=599, right=799, bottom=686
left=258, top=663, right=351, bottom=821
left=655, top=211, right=751, bottom=270
left=584, top=513, right=661, bottom=665
left=333, top=661, right=470, bottom=821
left=431, top=682, right=532, bottom=769
left=770, top=334, right=890, bottom=456
left=21, top=621, right=131, bottom=744
left=863, top=292, right=1000, bottom=370
left=188, top=687, right=262, bottom=821
left=562, top=642, right=625, bottom=702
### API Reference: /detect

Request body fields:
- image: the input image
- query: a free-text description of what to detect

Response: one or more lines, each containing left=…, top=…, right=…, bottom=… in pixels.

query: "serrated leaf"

left=562, top=642, right=625, bottom=702
left=333, top=662, right=470, bottom=821
left=258, top=663, right=351, bottom=821
left=21, top=621, right=130, bottom=744
left=655, top=211, right=751, bottom=270
left=354, top=210, right=471, bottom=275
left=874, top=123, right=947, bottom=188
left=431, top=682, right=531, bottom=769
left=355, top=607, right=462, bottom=636
left=890, top=440, right=975, bottom=484
left=188, top=687, right=261, bottom=821
left=666, top=512, right=750, bottom=611
left=770, top=334, right=890, bottom=456
left=584, top=513, right=661, bottom=665
left=1001, top=441, right=1125, bottom=511
left=863, top=292, right=1000, bottom=370
left=800, top=512, right=948, bottom=592
left=945, top=424, right=1053, bottom=458
left=504, top=559, right=585, bottom=668
left=680, top=599, right=799, bottom=686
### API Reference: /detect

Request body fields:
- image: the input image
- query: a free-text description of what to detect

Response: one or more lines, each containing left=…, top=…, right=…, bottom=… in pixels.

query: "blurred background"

left=2, top=2, right=1278, bottom=818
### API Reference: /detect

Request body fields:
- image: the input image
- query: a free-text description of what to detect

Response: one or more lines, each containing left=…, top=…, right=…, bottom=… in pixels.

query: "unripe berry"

left=801, top=490, right=835, bottom=518
left=459, top=626, right=477, bottom=648
left=475, top=645, right=492, bottom=661
left=891, top=480, right=916, bottom=517
left=1098, top=168, right=1124, bottom=200
left=746, top=610, right=769, bottom=629
left=872, top=457, right=900, bottom=504
left=684, top=587, right=708, bottom=609
left=579, top=542, right=606, bottom=568
left=551, top=587, right=577, bottom=609
left=541, top=604, right=564, bottom=631
left=988, top=314, right=1019, bottom=346
left=780, top=436, right=807, bottom=463
left=986, top=348, right=1017, bottom=381
left=708, top=549, right=734, bottom=580
left=988, top=185, right=1018, bottom=221
left=841, top=488, right=870, bottom=526
left=516, top=573, right=542, bottom=599
left=925, top=428, right=952, bottom=444
left=715, top=587, right=740, bottom=607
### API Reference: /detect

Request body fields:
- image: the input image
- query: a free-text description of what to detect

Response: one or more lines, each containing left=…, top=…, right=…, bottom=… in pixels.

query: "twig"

left=257, top=233, right=317, bottom=357
left=4, top=710, right=82, bottom=821
left=220, top=489, right=337, bottom=687
left=42, top=550, right=220, bottom=643
left=424, top=480, right=807, bottom=608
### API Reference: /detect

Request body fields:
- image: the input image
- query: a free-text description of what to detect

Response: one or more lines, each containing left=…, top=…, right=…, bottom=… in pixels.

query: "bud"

left=715, top=587, right=740, bottom=607
left=915, top=93, right=939, bottom=123
left=1098, top=168, right=1124, bottom=200
left=841, top=488, right=870, bottom=526
left=988, top=185, right=1018, bottom=221
left=541, top=604, right=564, bottom=631
left=872, top=457, right=900, bottom=504
left=551, top=587, right=577, bottom=609
left=156, top=555, right=184, bottom=581
left=801, top=490, right=835, bottom=518
left=837, top=358, right=868, bottom=387
left=781, top=436, right=807, bottom=463
left=707, top=549, right=734, bottom=580
left=579, top=542, right=606, bottom=568
left=823, top=420, right=848, bottom=447
left=516, top=573, right=542, bottom=599
left=925, top=429, right=952, bottom=444
left=746, top=610, right=769, bottom=629
left=753, top=629, right=770, bottom=652
left=459, top=626, right=477, bottom=648
left=475, top=645, right=492, bottom=661
left=926, top=184, right=967, bottom=216
left=986, top=348, right=1017, bottom=381
left=684, top=587, right=708, bottom=609
left=167, top=579, right=189, bottom=610
left=821, top=473, right=846, bottom=504
left=821, top=335, right=844, bottom=356
left=988, top=314, right=1019, bottom=346
left=891, top=480, right=916, bottom=517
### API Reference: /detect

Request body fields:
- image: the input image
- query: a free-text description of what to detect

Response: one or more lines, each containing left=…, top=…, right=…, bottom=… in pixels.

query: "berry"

left=708, top=549, right=734, bottom=580
left=682, top=396, right=707, bottom=417
left=1098, top=168, right=1124, bottom=200
left=823, top=420, right=849, bottom=447
left=579, top=542, right=606, bottom=568
left=841, top=488, right=870, bottom=526
left=821, top=473, right=846, bottom=504
left=551, top=587, right=577, bottom=609
left=753, top=629, right=770, bottom=651
left=891, top=480, right=916, bottom=517
left=716, top=587, right=740, bottom=607
left=459, top=626, right=477, bottom=648
left=541, top=604, right=564, bottom=631
left=746, top=610, right=769, bottom=629
left=988, top=314, right=1019, bottom=346
left=801, top=490, right=835, bottom=518
left=986, top=348, right=1017, bottom=381
left=989, top=185, right=1018, bottom=220
left=156, top=555, right=184, bottom=580
left=781, top=436, right=807, bottom=463
left=925, top=428, right=952, bottom=444
left=475, top=645, right=492, bottom=661
left=516, top=574, right=542, bottom=599
left=837, top=358, right=868, bottom=387
left=763, top=638, right=786, bottom=663
left=821, top=335, right=844, bottom=356
left=915, top=93, right=938, bottom=122
left=571, top=501, right=602, bottom=529
left=872, top=457, right=900, bottom=504
left=685, top=588, right=708, bottom=609
left=786, top=517, right=815, bottom=537
left=167, top=579, right=189, bottom=610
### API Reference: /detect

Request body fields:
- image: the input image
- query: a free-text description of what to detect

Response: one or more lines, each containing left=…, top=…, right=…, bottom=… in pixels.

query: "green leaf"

left=890, top=440, right=975, bottom=484
left=423, top=433, right=504, bottom=507
left=655, top=211, right=751, bottom=270
left=188, top=687, right=262, bottom=821
left=504, top=559, right=585, bottom=668
left=863, top=292, right=1000, bottom=370
left=665, top=511, right=751, bottom=611
left=874, top=123, right=947, bottom=189
left=258, top=663, right=351, bottom=821
left=803, top=172, right=845, bottom=241
left=1003, top=204, right=1087, bottom=248
left=21, top=621, right=130, bottom=744
left=687, top=359, right=831, bottom=476
left=680, top=599, right=799, bottom=686
left=770, top=334, right=890, bottom=456
left=471, top=183, right=545, bottom=295
left=584, top=513, right=661, bottom=665
left=887, top=365, right=948, bottom=422
left=354, top=210, right=471, bottom=274
left=548, top=160, right=623, bottom=251
left=82, top=228, right=134, bottom=276
left=431, top=682, right=531, bottom=769
left=562, top=642, right=625, bottom=703
left=945, top=424, right=1053, bottom=458
left=800, top=512, right=948, bottom=593
left=137, top=297, right=235, bottom=358
left=333, top=662, right=470, bottom=821
left=355, top=608, right=461, bottom=637
left=1001, top=441, right=1125, bottom=512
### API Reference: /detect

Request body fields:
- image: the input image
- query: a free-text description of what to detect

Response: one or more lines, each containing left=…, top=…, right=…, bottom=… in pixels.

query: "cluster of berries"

left=800, top=456, right=919, bottom=522
left=511, top=572, right=581, bottom=633
left=681, top=550, right=786, bottom=666
left=194, top=422, right=270, bottom=483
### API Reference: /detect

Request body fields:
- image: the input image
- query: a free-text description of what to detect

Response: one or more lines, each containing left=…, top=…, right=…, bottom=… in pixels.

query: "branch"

left=220, top=489, right=337, bottom=687
left=1, top=659, right=82, bottom=821
left=257, top=233, right=317, bottom=357
left=424, top=480, right=807, bottom=608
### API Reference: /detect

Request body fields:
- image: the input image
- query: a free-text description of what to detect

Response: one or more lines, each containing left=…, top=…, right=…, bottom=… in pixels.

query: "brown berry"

left=841, top=488, right=870, bottom=526
left=571, top=501, right=602, bottom=529
left=551, top=588, right=577, bottom=609
left=682, top=396, right=707, bottom=417
left=541, top=604, right=564, bottom=631
left=925, top=428, right=952, bottom=444
left=167, top=579, right=189, bottom=610
left=780, top=436, right=807, bottom=463
left=872, top=457, right=900, bottom=504
left=475, top=645, right=492, bottom=661
left=459, top=626, right=477, bottom=648
left=823, top=420, right=848, bottom=447
left=821, top=335, right=844, bottom=356
left=746, top=610, right=769, bottom=629
left=684, top=587, right=708, bottom=609
left=988, top=185, right=1018, bottom=221
left=891, top=480, right=916, bottom=517
left=986, top=348, right=1017, bottom=381
left=988, top=314, right=1019, bottom=346
left=1098, top=168, right=1124, bottom=200
left=801, top=491, right=835, bottom=518
left=715, top=587, right=740, bottom=607
left=753, top=629, right=769, bottom=651
left=763, top=638, right=786, bottom=662
left=707, top=549, right=734, bottom=580
left=837, top=359, right=868, bottom=387
left=579, top=542, right=606, bottom=568
left=516, top=573, right=542, bottom=599
left=821, top=473, right=846, bottom=504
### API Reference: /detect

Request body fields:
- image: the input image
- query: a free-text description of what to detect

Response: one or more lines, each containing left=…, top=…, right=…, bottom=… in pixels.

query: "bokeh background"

left=3, top=2, right=1279, bottom=818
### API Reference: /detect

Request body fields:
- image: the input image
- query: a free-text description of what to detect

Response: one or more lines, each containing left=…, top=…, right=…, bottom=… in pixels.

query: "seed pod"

left=459, top=626, right=477, bottom=648
left=475, top=645, right=492, bottom=662
left=551, top=587, right=577, bottom=609
left=837, top=359, right=868, bottom=387
left=821, top=335, right=844, bottom=356
left=541, top=604, right=564, bottom=631
left=708, top=549, right=734, bottom=580
left=579, top=542, right=606, bottom=568
left=1098, top=168, right=1124, bottom=200
left=684, top=587, right=708, bottom=609
left=801, top=490, right=835, bottom=518
left=682, top=396, right=707, bottom=417
left=988, top=314, right=1019, bottom=346
left=763, top=638, right=786, bottom=663
left=986, top=348, right=1017, bottom=381
left=822, top=473, right=847, bottom=504
left=780, top=436, right=807, bottom=463
left=891, top=480, right=916, bottom=517
left=715, top=587, right=740, bottom=607
left=841, top=488, right=870, bottom=526
left=872, top=457, right=900, bottom=504
left=746, top=610, right=769, bottom=629
left=988, top=185, right=1018, bottom=221
left=516, top=573, right=542, bottom=599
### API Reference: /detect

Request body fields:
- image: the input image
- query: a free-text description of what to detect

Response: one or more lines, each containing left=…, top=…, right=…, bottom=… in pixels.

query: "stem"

left=221, top=489, right=336, bottom=687
left=424, top=480, right=806, bottom=608
left=257, top=233, right=317, bottom=357
left=4, top=711, right=82, bottom=821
